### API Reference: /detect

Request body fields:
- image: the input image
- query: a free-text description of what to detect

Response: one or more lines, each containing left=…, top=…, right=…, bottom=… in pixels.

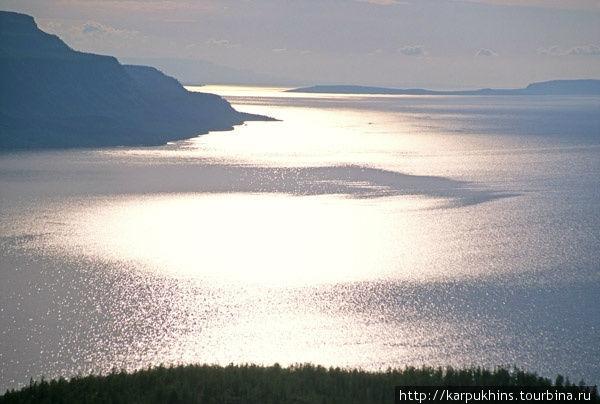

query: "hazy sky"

left=2, top=0, right=600, bottom=87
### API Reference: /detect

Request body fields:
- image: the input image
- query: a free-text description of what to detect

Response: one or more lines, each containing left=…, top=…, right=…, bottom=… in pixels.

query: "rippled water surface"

left=1, top=87, right=599, bottom=389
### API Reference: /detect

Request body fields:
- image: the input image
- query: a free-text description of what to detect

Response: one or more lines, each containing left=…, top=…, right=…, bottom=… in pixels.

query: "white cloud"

left=476, top=48, right=498, bottom=57
left=399, top=45, right=426, bottom=56
left=538, top=44, right=600, bottom=56
left=358, top=0, right=600, bottom=10
left=355, top=0, right=407, bottom=5
left=36, top=18, right=164, bottom=57
left=206, top=38, right=231, bottom=46
left=55, top=0, right=216, bottom=13
left=567, top=44, right=600, bottom=56
left=455, top=0, right=600, bottom=11
left=80, top=21, right=139, bottom=37
left=537, top=45, right=562, bottom=56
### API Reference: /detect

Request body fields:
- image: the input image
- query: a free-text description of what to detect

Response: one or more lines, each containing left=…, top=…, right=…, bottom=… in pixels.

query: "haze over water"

left=1, top=87, right=599, bottom=390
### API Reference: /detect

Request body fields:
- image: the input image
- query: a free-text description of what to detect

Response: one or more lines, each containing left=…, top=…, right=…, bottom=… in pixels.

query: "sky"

left=1, top=0, right=599, bottom=88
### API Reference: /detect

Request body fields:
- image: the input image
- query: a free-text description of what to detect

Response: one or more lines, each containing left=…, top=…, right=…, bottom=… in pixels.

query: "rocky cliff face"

left=0, top=11, right=266, bottom=149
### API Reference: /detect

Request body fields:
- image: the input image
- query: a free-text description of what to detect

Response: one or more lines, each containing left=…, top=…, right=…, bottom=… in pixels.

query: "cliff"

left=0, top=11, right=268, bottom=149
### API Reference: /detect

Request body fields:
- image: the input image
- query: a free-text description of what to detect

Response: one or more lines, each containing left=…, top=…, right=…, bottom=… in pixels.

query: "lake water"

left=1, top=86, right=599, bottom=390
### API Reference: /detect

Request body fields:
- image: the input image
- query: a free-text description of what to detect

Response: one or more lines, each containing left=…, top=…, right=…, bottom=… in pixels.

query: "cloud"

left=399, top=45, right=426, bottom=56
left=537, top=45, right=562, bottom=56
left=455, top=0, right=600, bottom=11
left=538, top=44, right=600, bottom=56
left=206, top=38, right=231, bottom=46
left=39, top=19, right=140, bottom=41
left=567, top=44, right=600, bottom=56
left=82, top=24, right=101, bottom=34
left=80, top=21, right=139, bottom=37
left=355, top=0, right=408, bottom=5
left=37, top=18, right=158, bottom=57
left=476, top=48, right=498, bottom=57
left=55, top=0, right=216, bottom=13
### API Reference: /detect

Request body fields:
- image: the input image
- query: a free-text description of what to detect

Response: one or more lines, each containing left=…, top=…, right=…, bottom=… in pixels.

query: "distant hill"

left=288, top=80, right=600, bottom=96
left=0, top=11, right=270, bottom=149
left=119, top=57, right=293, bottom=86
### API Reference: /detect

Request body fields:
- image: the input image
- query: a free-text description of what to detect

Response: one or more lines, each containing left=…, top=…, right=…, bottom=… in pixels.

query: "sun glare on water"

left=50, top=193, right=445, bottom=286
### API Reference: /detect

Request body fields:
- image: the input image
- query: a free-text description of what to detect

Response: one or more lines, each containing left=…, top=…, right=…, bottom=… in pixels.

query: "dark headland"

left=0, top=11, right=272, bottom=150
left=288, top=80, right=600, bottom=96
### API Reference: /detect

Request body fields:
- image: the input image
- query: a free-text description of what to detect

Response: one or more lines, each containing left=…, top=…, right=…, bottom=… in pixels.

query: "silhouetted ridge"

left=2, top=364, right=593, bottom=404
left=0, top=11, right=270, bottom=149
left=289, top=80, right=600, bottom=96
left=524, top=79, right=600, bottom=95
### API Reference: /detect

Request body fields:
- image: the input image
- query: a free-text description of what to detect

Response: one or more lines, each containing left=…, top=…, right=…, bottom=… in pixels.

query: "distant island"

left=0, top=11, right=272, bottom=149
left=288, top=80, right=600, bottom=96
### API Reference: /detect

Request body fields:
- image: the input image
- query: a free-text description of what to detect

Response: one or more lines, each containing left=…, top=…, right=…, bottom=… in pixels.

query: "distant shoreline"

left=287, top=79, right=600, bottom=96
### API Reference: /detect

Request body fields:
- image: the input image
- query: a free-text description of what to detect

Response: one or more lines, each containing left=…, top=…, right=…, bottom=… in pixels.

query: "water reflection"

left=1, top=87, right=599, bottom=389
left=2, top=243, right=597, bottom=387
left=39, top=194, right=444, bottom=285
